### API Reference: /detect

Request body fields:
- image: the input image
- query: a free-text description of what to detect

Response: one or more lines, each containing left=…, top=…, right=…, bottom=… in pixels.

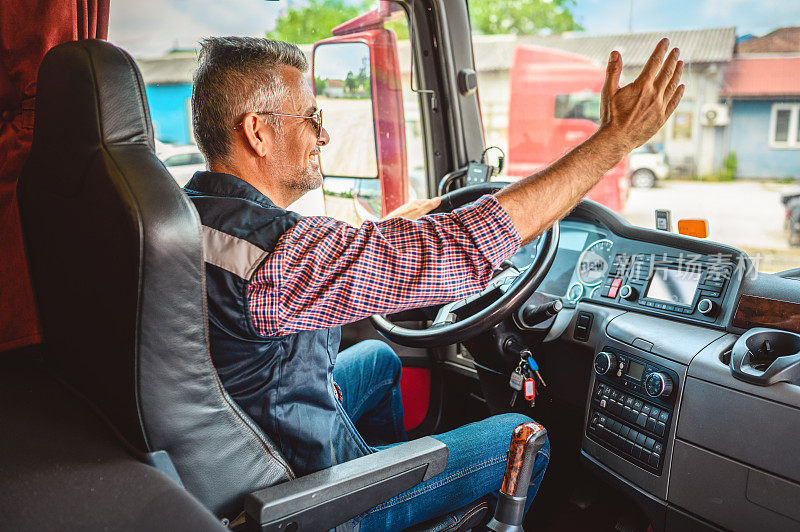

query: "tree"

left=469, top=0, right=582, bottom=35
left=268, top=0, right=578, bottom=46
left=267, top=0, right=371, bottom=44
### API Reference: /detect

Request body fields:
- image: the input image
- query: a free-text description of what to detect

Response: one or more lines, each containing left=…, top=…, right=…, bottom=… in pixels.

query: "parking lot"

left=621, top=179, right=800, bottom=273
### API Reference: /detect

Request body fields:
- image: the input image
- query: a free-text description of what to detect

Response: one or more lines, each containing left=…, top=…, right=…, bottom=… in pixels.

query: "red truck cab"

left=507, top=45, right=630, bottom=212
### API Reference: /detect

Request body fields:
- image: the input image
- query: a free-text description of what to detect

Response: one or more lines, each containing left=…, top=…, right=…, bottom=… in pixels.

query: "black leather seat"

left=18, top=39, right=489, bottom=530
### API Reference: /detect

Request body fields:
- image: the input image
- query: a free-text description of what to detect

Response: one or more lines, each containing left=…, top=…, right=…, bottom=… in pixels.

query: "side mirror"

left=313, top=26, right=407, bottom=218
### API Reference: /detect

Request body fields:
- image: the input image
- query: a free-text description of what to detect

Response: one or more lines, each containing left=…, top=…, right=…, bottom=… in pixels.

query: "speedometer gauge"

left=577, top=239, right=613, bottom=286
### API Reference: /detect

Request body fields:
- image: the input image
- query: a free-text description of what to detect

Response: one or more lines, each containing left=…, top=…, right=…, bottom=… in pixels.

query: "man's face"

left=267, top=66, right=329, bottom=193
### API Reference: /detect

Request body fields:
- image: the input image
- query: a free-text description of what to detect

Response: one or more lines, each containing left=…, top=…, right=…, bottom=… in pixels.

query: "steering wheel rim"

left=371, top=182, right=560, bottom=348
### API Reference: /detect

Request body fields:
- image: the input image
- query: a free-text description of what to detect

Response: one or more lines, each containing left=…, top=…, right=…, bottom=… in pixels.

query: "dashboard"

left=489, top=200, right=800, bottom=531
left=510, top=203, right=745, bottom=330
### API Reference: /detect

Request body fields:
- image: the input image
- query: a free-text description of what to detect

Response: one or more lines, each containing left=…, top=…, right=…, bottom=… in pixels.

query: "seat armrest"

left=244, top=436, right=448, bottom=531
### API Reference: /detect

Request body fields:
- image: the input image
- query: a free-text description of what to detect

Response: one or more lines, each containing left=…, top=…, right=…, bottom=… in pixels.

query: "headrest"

left=29, top=40, right=154, bottom=195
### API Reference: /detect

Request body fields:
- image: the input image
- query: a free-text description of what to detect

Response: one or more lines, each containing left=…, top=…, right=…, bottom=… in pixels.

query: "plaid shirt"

left=248, top=194, right=522, bottom=337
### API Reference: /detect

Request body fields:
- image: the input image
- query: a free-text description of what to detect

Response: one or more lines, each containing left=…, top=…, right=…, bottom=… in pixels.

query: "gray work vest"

left=185, top=171, right=371, bottom=476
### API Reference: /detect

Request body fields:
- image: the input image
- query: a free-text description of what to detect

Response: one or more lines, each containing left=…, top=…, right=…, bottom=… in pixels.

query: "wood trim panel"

left=733, top=295, right=800, bottom=333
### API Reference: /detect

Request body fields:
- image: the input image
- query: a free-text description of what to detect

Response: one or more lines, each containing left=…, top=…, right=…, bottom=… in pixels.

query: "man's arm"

left=249, top=195, right=520, bottom=337
left=496, top=39, right=684, bottom=243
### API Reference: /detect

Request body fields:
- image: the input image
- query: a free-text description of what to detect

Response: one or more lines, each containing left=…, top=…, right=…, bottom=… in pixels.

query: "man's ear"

left=241, top=113, right=273, bottom=158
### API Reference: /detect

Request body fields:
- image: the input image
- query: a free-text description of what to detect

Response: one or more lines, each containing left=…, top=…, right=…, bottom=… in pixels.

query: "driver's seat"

left=17, top=39, right=490, bottom=530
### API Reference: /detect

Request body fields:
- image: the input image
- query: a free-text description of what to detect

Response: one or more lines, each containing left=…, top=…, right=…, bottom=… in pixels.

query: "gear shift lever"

left=486, top=422, right=548, bottom=531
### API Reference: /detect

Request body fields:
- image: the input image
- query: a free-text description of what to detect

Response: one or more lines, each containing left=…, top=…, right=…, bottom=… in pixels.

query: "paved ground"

left=622, top=179, right=800, bottom=273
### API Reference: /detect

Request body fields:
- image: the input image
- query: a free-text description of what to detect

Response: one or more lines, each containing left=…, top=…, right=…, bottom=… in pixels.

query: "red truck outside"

left=507, top=45, right=630, bottom=212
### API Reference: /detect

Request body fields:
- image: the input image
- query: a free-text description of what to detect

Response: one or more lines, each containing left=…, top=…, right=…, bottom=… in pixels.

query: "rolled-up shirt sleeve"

left=248, top=194, right=522, bottom=336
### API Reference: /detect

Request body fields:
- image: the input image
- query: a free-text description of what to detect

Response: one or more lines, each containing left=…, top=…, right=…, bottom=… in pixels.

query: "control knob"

left=644, top=372, right=674, bottom=398
left=697, top=298, right=718, bottom=317
left=594, top=351, right=617, bottom=376
left=619, top=285, right=638, bottom=301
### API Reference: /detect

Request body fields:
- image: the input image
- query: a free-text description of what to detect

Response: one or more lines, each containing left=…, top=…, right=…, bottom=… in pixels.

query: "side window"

left=770, top=103, right=800, bottom=148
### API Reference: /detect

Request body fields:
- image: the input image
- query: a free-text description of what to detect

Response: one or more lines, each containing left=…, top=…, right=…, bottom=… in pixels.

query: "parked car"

left=156, top=143, right=206, bottom=187
left=781, top=188, right=800, bottom=246
left=629, top=142, right=669, bottom=188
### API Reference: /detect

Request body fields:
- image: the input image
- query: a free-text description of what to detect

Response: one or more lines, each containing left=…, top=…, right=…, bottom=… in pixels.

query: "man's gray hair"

left=192, top=37, right=308, bottom=163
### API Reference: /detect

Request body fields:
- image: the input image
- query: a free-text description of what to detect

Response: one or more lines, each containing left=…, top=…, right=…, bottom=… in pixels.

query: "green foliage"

left=469, top=0, right=582, bottom=35
left=267, top=0, right=371, bottom=44
left=719, top=151, right=737, bottom=181
left=268, top=0, right=577, bottom=45
left=385, top=19, right=409, bottom=40
left=314, top=76, right=328, bottom=95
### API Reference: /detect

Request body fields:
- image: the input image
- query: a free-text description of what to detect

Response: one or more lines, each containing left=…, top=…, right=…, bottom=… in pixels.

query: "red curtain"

left=0, top=1, right=109, bottom=352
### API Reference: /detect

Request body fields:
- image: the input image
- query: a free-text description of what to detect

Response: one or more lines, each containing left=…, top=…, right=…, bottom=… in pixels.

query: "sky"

left=108, top=0, right=800, bottom=58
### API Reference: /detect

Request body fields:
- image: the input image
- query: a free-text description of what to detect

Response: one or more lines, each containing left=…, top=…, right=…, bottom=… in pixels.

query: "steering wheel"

left=371, top=182, right=560, bottom=348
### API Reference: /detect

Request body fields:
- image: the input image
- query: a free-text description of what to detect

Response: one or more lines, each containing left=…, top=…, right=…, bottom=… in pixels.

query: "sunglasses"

left=233, top=110, right=323, bottom=139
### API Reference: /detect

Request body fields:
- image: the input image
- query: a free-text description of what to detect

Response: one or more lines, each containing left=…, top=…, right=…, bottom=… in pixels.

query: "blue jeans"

left=333, top=340, right=550, bottom=531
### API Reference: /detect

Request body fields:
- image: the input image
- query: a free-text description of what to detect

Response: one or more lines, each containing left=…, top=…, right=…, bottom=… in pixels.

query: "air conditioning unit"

left=701, top=103, right=730, bottom=126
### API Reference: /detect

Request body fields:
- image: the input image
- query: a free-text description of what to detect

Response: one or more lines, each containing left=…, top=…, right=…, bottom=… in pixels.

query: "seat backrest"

left=18, top=39, right=293, bottom=518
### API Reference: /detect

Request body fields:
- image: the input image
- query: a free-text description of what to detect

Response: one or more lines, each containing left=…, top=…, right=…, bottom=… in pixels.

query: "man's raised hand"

left=600, top=38, right=685, bottom=152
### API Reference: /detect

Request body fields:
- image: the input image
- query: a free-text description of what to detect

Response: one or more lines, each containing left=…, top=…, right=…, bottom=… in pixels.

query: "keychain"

left=509, top=362, right=525, bottom=407
left=527, top=354, right=547, bottom=387
left=523, top=376, right=536, bottom=407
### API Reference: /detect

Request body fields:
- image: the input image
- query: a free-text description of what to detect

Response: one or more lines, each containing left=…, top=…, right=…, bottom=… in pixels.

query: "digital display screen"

left=627, top=360, right=644, bottom=380
left=559, top=229, right=589, bottom=251
left=645, top=267, right=701, bottom=306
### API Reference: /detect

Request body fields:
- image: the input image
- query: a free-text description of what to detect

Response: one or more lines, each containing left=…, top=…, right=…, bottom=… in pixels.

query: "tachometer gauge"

left=577, top=239, right=613, bottom=286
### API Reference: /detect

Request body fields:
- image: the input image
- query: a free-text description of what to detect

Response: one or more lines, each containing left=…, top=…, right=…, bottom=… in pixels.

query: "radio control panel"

left=586, top=346, right=679, bottom=475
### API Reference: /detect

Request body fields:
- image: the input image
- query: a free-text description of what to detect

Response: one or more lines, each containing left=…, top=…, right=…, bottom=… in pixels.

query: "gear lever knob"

left=486, top=422, right=548, bottom=531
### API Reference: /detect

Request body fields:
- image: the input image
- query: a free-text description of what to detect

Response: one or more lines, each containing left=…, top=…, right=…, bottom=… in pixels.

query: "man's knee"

left=360, top=339, right=402, bottom=381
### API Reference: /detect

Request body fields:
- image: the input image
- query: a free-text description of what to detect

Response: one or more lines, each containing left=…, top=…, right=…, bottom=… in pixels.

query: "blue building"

left=136, top=51, right=198, bottom=145
left=718, top=28, right=800, bottom=179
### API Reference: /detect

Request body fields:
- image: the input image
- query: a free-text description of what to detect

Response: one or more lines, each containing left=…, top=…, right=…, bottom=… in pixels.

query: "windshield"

left=470, top=1, right=800, bottom=273
left=110, top=0, right=800, bottom=272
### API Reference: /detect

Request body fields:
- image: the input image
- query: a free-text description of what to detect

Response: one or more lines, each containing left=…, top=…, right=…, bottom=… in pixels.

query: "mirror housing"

left=313, top=10, right=407, bottom=215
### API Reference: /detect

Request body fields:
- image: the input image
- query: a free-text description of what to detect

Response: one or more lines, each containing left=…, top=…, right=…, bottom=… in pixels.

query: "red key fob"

left=523, top=378, right=536, bottom=401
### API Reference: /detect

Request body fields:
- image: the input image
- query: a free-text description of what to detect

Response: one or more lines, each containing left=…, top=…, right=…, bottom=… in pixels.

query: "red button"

left=608, top=286, right=619, bottom=298
left=611, top=278, right=622, bottom=288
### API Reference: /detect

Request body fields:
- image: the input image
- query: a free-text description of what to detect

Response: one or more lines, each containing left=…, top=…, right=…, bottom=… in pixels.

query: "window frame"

left=769, top=102, right=800, bottom=149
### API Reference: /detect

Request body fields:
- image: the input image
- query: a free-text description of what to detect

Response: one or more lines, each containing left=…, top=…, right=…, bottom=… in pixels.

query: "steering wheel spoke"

left=431, top=299, right=461, bottom=327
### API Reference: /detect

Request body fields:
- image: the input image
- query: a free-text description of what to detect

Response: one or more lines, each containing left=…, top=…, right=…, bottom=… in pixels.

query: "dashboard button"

left=641, top=450, right=653, bottom=464
left=656, top=422, right=667, bottom=436
left=633, top=399, right=644, bottom=410
left=623, top=439, right=635, bottom=454
left=635, top=432, right=646, bottom=446
left=644, top=437, right=656, bottom=451
left=653, top=442, right=664, bottom=455
left=646, top=417, right=657, bottom=433
left=650, top=407, right=662, bottom=419
left=625, top=396, right=634, bottom=407
left=623, top=406, right=634, bottom=422
left=633, top=444, right=645, bottom=460
left=618, top=425, right=630, bottom=439
left=636, top=413, right=648, bottom=427
left=641, top=404, right=652, bottom=416
left=649, top=453, right=661, bottom=468
left=658, top=411, right=670, bottom=423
